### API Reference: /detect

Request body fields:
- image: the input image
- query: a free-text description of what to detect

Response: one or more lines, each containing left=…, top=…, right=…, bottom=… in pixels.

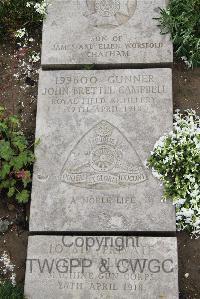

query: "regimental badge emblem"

left=80, top=0, right=137, bottom=28
left=95, top=0, right=121, bottom=17
left=61, top=120, right=147, bottom=189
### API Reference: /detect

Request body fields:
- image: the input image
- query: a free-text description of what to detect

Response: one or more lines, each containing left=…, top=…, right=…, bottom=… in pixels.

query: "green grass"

left=0, top=282, right=25, bottom=299
left=158, top=0, right=200, bottom=67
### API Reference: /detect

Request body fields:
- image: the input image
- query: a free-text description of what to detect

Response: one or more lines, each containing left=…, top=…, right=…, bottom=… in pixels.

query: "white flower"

left=10, top=273, right=16, bottom=286
left=177, top=208, right=194, bottom=218
left=15, top=28, right=26, bottom=39
left=34, top=1, right=47, bottom=15
left=151, top=168, right=162, bottom=179
left=174, top=198, right=186, bottom=206
left=0, top=251, right=16, bottom=285
left=26, top=2, right=32, bottom=7
left=29, top=51, right=40, bottom=63
left=149, top=110, right=200, bottom=236
left=190, top=187, right=199, bottom=198
left=181, top=56, right=193, bottom=68
left=153, top=135, right=167, bottom=150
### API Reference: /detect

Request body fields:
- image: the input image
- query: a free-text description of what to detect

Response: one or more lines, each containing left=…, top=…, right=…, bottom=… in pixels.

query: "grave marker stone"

left=41, top=0, right=173, bottom=68
left=25, top=1, right=179, bottom=298
left=25, top=236, right=179, bottom=299
left=29, top=68, right=175, bottom=232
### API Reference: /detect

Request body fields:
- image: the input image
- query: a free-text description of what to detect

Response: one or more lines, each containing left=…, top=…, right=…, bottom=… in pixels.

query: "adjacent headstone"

left=30, top=68, right=175, bottom=232
left=25, top=236, right=179, bottom=299
left=41, top=0, right=173, bottom=68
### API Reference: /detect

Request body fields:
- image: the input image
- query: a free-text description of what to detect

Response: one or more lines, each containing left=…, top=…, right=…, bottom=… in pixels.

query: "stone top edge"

left=38, top=67, right=173, bottom=73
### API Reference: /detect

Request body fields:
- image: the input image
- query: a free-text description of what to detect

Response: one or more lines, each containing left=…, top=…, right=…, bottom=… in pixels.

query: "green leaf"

left=16, top=189, right=30, bottom=203
left=11, top=151, right=32, bottom=170
left=0, top=179, right=12, bottom=189
left=82, top=64, right=95, bottom=70
left=0, top=121, right=8, bottom=132
left=0, top=106, right=5, bottom=117
left=9, top=179, right=17, bottom=187
left=12, top=135, right=27, bottom=152
left=9, top=115, right=20, bottom=127
left=35, top=138, right=41, bottom=146
left=0, top=141, right=14, bottom=160
left=0, top=162, right=11, bottom=179
left=7, top=187, right=15, bottom=198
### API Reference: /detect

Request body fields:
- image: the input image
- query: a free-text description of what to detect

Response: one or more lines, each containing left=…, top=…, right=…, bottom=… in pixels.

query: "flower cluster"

left=14, top=1, right=46, bottom=61
left=181, top=56, right=193, bottom=69
left=14, top=28, right=30, bottom=49
left=0, top=252, right=16, bottom=286
left=148, top=110, right=200, bottom=237
left=15, top=1, right=47, bottom=40
left=26, top=1, right=47, bottom=16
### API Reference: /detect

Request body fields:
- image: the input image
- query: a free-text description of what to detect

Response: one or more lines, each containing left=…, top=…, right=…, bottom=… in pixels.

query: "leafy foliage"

left=148, top=110, right=200, bottom=237
left=0, top=282, right=25, bottom=299
left=82, top=64, right=95, bottom=70
left=0, top=0, right=47, bottom=38
left=157, top=0, right=200, bottom=67
left=0, top=106, right=35, bottom=203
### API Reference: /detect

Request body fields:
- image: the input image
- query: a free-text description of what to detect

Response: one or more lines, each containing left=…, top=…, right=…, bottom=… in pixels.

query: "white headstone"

left=25, top=236, right=179, bottom=298
left=41, top=0, right=173, bottom=68
left=29, top=68, right=175, bottom=232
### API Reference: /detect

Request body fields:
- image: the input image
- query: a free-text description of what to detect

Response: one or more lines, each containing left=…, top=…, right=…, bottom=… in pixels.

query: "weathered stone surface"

left=30, top=68, right=175, bottom=232
left=41, top=0, right=173, bottom=68
left=25, top=236, right=179, bottom=299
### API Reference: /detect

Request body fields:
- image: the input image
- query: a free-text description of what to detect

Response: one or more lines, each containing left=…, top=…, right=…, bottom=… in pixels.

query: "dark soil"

left=173, top=60, right=200, bottom=113
left=0, top=39, right=39, bottom=286
left=178, top=232, right=200, bottom=299
left=172, top=60, right=200, bottom=299
left=0, top=42, right=200, bottom=298
left=0, top=198, right=28, bottom=285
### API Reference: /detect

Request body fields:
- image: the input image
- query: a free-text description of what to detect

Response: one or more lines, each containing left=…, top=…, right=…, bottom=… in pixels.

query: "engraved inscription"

left=44, top=73, right=165, bottom=114
left=25, top=237, right=178, bottom=298
left=61, top=120, right=147, bottom=189
left=82, top=0, right=137, bottom=28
